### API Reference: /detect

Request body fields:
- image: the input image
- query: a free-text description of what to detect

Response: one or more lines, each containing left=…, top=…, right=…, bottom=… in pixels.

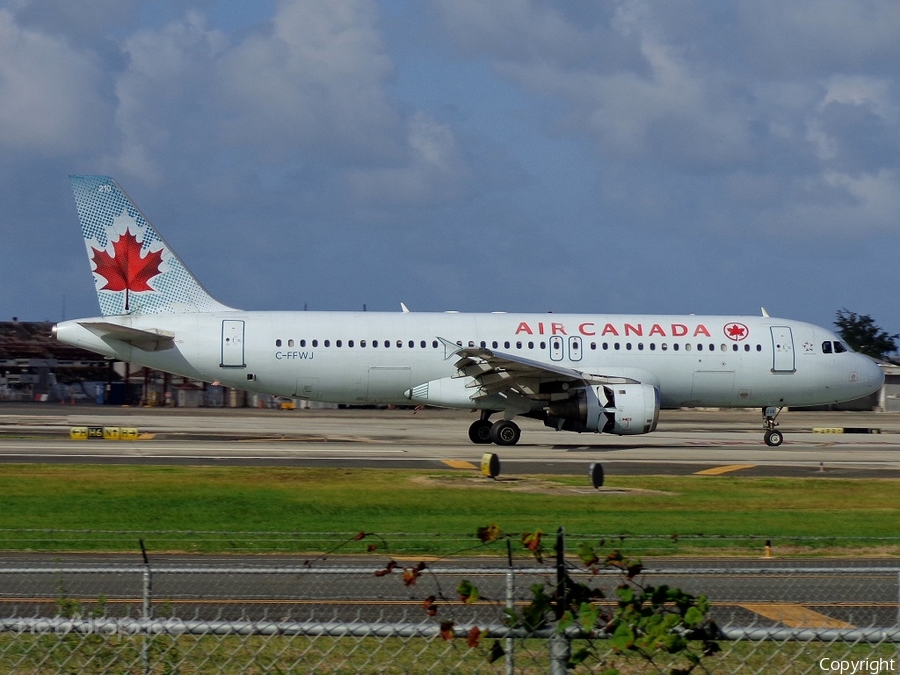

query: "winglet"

left=70, top=175, right=234, bottom=316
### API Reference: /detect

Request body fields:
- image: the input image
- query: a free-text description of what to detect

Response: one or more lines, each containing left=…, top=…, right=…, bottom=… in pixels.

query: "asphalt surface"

left=0, top=403, right=898, bottom=478
left=0, top=553, right=897, bottom=629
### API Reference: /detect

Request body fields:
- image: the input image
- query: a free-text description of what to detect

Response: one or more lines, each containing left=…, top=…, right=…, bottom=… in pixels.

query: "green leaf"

left=579, top=601, right=600, bottom=631
left=457, top=579, right=480, bottom=604
left=684, top=606, right=704, bottom=627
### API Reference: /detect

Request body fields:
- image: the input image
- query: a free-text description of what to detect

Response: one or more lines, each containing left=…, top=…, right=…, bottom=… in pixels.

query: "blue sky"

left=1, top=0, right=899, bottom=335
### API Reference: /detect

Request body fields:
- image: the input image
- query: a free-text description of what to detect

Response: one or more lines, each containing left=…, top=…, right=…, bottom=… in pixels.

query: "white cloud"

left=104, top=11, right=228, bottom=182
left=96, top=0, right=469, bottom=205
left=0, top=9, right=107, bottom=154
left=345, top=112, right=466, bottom=204
left=215, top=0, right=399, bottom=161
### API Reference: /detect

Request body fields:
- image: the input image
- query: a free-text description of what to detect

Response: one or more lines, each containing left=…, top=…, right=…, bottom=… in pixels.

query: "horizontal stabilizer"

left=80, top=322, right=175, bottom=352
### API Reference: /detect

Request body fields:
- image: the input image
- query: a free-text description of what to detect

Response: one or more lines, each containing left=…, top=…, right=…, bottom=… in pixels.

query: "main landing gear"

left=763, top=406, right=784, bottom=447
left=468, top=413, right=521, bottom=446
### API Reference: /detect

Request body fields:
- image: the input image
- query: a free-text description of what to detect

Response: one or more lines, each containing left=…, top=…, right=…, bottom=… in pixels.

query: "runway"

left=0, top=404, right=898, bottom=478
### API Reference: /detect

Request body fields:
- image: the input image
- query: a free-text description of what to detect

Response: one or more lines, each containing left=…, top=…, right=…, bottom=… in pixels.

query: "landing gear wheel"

left=468, top=419, right=494, bottom=444
left=762, top=406, right=784, bottom=447
left=490, top=420, right=521, bottom=446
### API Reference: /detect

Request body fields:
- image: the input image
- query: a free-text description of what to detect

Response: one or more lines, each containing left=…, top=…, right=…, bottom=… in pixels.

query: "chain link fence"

left=1, top=555, right=898, bottom=674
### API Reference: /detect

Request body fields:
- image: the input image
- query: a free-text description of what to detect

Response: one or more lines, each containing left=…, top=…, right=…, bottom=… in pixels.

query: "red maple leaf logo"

left=724, top=322, right=749, bottom=341
left=91, top=230, right=164, bottom=293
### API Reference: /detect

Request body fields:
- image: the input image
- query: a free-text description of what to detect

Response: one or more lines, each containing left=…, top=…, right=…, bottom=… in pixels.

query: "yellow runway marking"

left=739, top=603, right=854, bottom=629
left=442, top=460, right=477, bottom=469
left=694, top=464, right=756, bottom=476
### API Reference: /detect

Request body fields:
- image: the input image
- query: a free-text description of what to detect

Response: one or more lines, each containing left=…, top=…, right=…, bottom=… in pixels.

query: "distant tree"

left=834, top=309, right=899, bottom=360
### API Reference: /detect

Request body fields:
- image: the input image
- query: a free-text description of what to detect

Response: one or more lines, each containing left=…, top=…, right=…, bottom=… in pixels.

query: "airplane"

left=54, top=175, right=884, bottom=454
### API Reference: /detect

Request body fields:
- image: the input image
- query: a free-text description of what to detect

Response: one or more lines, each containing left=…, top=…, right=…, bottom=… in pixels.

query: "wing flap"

left=437, top=337, right=640, bottom=405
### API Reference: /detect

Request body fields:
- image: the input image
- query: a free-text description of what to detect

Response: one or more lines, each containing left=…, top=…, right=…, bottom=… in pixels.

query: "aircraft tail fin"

left=70, top=175, right=234, bottom=316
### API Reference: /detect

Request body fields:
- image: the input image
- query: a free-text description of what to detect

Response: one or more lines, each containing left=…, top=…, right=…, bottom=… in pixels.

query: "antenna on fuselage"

left=400, top=303, right=410, bottom=313
left=761, top=307, right=770, bottom=317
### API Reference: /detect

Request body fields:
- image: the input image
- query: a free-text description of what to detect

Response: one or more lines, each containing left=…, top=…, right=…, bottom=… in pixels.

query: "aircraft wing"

left=440, top=338, right=638, bottom=400
left=80, top=322, right=175, bottom=352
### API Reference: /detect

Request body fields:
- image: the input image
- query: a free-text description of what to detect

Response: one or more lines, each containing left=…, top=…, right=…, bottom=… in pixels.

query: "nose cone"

left=857, top=355, right=884, bottom=395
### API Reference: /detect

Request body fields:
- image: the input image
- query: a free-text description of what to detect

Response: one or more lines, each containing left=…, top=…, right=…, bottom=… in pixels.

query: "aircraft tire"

left=764, top=429, right=783, bottom=447
left=490, top=420, right=521, bottom=446
left=468, top=419, right=494, bottom=444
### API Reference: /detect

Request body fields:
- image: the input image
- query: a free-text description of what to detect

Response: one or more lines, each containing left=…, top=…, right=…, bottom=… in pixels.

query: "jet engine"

left=544, top=383, right=660, bottom=435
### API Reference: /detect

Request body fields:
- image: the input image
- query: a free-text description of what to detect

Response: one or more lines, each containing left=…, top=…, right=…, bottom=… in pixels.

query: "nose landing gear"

left=763, top=406, right=783, bottom=447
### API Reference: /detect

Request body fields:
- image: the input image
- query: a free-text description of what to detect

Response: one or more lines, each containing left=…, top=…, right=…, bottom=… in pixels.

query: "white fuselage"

left=54, top=311, right=884, bottom=411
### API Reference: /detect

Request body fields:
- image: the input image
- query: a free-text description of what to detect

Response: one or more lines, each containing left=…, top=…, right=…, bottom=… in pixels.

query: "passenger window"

left=421, top=340, right=426, bottom=348
left=744, top=344, right=749, bottom=351
left=385, top=340, right=390, bottom=348
left=649, top=343, right=655, bottom=351
left=312, top=339, right=318, bottom=347
left=637, top=343, right=644, bottom=351
left=276, top=339, right=282, bottom=347
left=822, top=341, right=833, bottom=354
left=673, top=344, right=679, bottom=351
left=492, top=341, right=498, bottom=348
left=409, top=340, right=414, bottom=348
left=756, top=344, right=762, bottom=351
left=432, top=340, right=438, bottom=348
left=614, top=343, right=620, bottom=350
left=602, top=342, right=609, bottom=350
left=661, top=343, right=668, bottom=351
left=516, top=341, right=522, bottom=349
left=348, top=340, right=354, bottom=347
left=336, top=340, right=342, bottom=348
left=398, top=340, right=404, bottom=348
left=324, top=340, right=330, bottom=347
left=697, top=344, right=703, bottom=351
left=300, top=339, right=306, bottom=347
left=372, top=340, right=378, bottom=347
left=504, top=341, right=510, bottom=349
left=288, top=339, right=294, bottom=347
left=529, top=341, right=534, bottom=349
left=685, top=344, right=692, bottom=351
left=626, top=343, right=632, bottom=350
left=540, top=342, right=546, bottom=349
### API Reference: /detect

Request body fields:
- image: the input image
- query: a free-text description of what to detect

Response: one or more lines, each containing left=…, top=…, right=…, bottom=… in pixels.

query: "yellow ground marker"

left=694, top=464, right=756, bottom=476
left=739, top=603, right=854, bottom=629
left=442, top=460, right=477, bottom=470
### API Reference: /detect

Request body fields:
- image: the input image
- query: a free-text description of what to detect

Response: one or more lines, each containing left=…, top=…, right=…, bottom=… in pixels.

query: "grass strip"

left=0, top=465, right=897, bottom=555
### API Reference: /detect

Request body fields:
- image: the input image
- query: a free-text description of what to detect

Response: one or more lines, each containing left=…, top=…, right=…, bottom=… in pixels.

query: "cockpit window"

left=823, top=340, right=848, bottom=354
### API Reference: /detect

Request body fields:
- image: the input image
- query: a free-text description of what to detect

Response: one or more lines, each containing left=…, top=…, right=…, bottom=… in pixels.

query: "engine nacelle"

left=544, top=383, right=660, bottom=435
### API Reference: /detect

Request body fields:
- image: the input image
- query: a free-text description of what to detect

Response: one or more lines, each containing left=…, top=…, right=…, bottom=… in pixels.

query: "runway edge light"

left=480, top=453, right=500, bottom=479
